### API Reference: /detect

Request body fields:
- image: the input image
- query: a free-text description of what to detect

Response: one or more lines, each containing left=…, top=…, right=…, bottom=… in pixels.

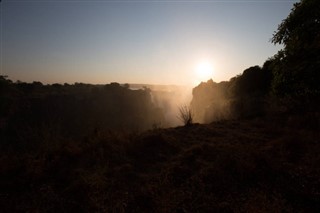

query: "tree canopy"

left=272, top=0, right=320, bottom=53
left=271, top=0, right=320, bottom=101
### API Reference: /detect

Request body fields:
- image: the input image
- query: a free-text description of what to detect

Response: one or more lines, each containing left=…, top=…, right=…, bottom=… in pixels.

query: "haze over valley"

left=1, top=0, right=319, bottom=212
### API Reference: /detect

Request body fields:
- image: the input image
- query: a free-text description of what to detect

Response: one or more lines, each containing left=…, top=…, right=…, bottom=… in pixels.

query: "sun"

left=195, top=61, right=214, bottom=83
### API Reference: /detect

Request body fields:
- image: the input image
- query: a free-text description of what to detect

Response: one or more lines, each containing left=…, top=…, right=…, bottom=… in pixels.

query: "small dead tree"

left=177, top=105, right=193, bottom=126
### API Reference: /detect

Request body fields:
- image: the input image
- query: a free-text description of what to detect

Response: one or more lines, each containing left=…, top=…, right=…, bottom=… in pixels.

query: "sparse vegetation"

left=177, top=105, right=193, bottom=126
left=191, top=0, right=319, bottom=123
left=1, top=1, right=319, bottom=212
left=0, top=116, right=319, bottom=212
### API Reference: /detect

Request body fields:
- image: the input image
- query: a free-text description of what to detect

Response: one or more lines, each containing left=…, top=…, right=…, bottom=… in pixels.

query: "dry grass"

left=0, top=115, right=319, bottom=212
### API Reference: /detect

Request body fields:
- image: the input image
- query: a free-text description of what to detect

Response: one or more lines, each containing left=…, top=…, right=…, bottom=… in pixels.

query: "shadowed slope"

left=1, top=115, right=319, bottom=212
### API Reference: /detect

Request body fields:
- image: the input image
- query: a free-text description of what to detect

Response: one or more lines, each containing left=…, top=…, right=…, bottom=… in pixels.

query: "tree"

left=271, top=0, right=320, bottom=100
left=123, top=83, right=130, bottom=89
left=272, top=0, right=320, bottom=54
left=230, top=65, right=272, bottom=98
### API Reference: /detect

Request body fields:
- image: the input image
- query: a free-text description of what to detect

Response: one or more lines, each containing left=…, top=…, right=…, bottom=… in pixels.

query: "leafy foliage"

left=1, top=1, right=320, bottom=212
left=191, top=0, right=320, bottom=123
left=0, top=78, right=165, bottom=153
left=271, top=0, right=320, bottom=101
left=272, top=0, right=320, bottom=53
left=191, top=65, right=272, bottom=123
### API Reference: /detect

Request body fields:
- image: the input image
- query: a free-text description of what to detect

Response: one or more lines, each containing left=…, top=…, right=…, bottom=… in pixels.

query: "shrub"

left=177, top=105, right=193, bottom=126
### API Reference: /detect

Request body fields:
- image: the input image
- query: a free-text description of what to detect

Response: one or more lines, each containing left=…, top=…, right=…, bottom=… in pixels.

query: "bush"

left=177, top=105, right=193, bottom=126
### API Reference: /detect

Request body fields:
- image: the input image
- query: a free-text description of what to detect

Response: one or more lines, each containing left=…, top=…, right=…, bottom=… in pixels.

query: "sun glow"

left=194, top=61, right=214, bottom=85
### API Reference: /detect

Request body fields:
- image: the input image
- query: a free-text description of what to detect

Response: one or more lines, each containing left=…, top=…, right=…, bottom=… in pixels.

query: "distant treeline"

left=191, top=65, right=272, bottom=123
left=0, top=79, right=164, bottom=151
left=191, top=0, right=320, bottom=123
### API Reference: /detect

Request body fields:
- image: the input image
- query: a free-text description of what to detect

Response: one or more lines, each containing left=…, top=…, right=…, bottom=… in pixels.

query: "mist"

left=190, top=65, right=273, bottom=124
left=148, top=85, right=193, bottom=127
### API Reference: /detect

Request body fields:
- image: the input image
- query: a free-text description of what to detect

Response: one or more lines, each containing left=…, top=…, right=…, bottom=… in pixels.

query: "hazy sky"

left=1, top=0, right=298, bottom=85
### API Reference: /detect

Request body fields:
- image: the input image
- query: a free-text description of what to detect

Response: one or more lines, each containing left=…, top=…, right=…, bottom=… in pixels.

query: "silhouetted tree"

left=230, top=66, right=272, bottom=98
left=271, top=0, right=320, bottom=101
left=123, top=83, right=130, bottom=89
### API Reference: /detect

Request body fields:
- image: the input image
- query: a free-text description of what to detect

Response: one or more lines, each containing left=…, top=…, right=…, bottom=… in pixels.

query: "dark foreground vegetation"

left=0, top=116, right=319, bottom=212
left=0, top=0, right=319, bottom=212
left=0, top=79, right=164, bottom=140
left=191, top=0, right=320, bottom=124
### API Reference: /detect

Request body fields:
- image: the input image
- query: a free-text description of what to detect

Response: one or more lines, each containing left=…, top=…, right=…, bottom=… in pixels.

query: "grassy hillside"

left=1, top=114, right=319, bottom=212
